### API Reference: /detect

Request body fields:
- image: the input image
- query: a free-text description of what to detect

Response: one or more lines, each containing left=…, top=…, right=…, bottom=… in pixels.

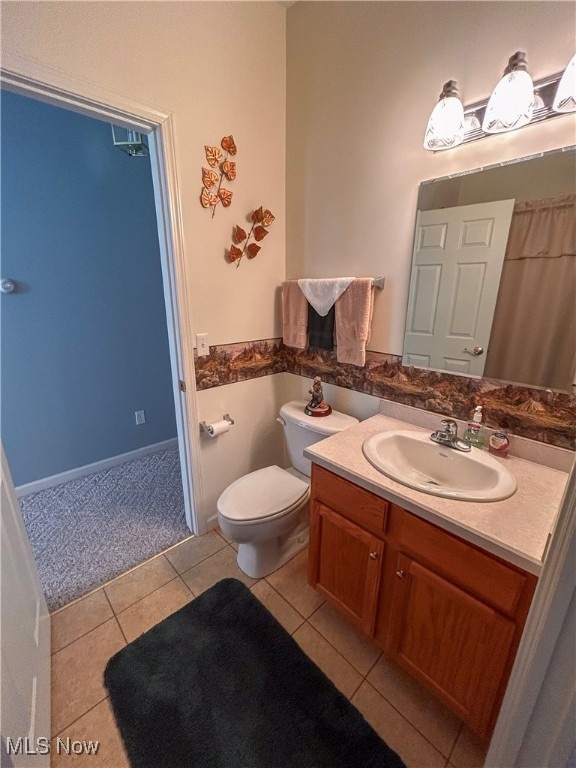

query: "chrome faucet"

left=430, top=419, right=471, bottom=452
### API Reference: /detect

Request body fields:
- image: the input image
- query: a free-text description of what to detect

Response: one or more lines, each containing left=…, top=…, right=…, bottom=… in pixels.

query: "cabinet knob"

left=369, top=552, right=378, bottom=560
left=395, top=569, right=405, bottom=579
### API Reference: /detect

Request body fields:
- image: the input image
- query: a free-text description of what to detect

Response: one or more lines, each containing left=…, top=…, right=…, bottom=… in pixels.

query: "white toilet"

left=216, top=399, right=359, bottom=578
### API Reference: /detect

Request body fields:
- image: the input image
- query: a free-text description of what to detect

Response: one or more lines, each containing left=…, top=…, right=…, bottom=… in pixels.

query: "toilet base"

left=236, top=519, right=309, bottom=579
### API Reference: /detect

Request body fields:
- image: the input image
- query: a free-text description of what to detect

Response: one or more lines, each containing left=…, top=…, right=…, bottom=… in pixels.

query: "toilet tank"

left=279, top=400, right=359, bottom=477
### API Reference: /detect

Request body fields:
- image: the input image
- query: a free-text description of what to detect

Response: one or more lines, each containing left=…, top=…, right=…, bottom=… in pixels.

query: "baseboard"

left=205, top=512, right=219, bottom=532
left=16, top=438, right=179, bottom=498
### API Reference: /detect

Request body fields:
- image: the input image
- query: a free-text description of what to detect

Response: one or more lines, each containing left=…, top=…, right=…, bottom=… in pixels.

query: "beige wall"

left=2, top=1, right=287, bottom=529
left=286, top=1, right=576, bottom=356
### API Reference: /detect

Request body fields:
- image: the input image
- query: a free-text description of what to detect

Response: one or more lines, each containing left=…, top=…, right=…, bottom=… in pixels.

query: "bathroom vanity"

left=304, top=414, right=569, bottom=740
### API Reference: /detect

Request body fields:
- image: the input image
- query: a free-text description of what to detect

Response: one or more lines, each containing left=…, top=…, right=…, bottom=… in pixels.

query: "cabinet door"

left=387, top=553, right=515, bottom=738
left=309, top=503, right=383, bottom=636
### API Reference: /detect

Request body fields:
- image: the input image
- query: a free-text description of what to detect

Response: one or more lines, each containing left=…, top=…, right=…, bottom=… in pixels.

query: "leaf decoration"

left=222, top=161, right=236, bottom=181
left=251, top=206, right=264, bottom=224
left=201, top=135, right=238, bottom=215
left=205, top=146, right=222, bottom=168
left=233, top=225, right=247, bottom=244
left=218, top=188, right=233, bottom=208
left=253, top=225, right=269, bottom=242
left=229, top=206, right=274, bottom=267
left=221, top=135, right=237, bottom=156
left=228, top=244, right=243, bottom=262
left=200, top=186, right=219, bottom=208
left=202, top=167, right=219, bottom=188
left=246, top=243, right=261, bottom=259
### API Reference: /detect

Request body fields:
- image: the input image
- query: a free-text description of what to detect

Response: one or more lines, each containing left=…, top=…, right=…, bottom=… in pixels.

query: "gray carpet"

left=19, top=447, right=190, bottom=612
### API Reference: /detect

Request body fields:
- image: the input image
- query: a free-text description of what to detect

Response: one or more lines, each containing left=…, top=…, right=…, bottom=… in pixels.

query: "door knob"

left=463, top=346, right=484, bottom=356
left=395, top=570, right=405, bottom=579
left=369, top=552, right=378, bottom=560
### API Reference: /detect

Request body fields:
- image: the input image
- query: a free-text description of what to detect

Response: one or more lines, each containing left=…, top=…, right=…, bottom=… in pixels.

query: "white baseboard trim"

left=205, top=512, right=219, bottom=532
left=16, top=438, right=179, bottom=498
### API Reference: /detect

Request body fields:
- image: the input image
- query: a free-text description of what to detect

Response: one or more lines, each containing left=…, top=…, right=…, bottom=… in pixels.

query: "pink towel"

left=335, top=278, right=374, bottom=366
left=282, top=281, right=308, bottom=349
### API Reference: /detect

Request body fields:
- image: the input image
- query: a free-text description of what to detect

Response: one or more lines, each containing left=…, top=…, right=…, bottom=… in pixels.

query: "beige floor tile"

left=368, top=655, right=461, bottom=758
left=51, top=590, right=113, bottom=654
left=180, top=545, right=256, bottom=596
left=51, top=618, right=125, bottom=736
left=352, top=681, right=447, bottom=768
left=265, top=550, right=324, bottom=618
left=165, top=530, right=228, bottom=573
left=450, top=725, right=488, bottom=768
left=116, top=577, right=193, bottom=643
left=250, top=580, right=304, bottom=635
left=51, top=698, right=129, bottom=767
left=309, top=602, right=382, bottom=675
left=292, top=622, right=363, bottom=698
left=104, top=555, right=178, bottom=614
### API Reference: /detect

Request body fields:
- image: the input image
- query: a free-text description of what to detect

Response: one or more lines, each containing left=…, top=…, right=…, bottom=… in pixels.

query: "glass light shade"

left=464, top=114, right=481, bottom=131
left=553, top=54, right=576, bottom=113
left=423, top=94, right=465, bottom=151
left=482, top=69, right=535, bottom=134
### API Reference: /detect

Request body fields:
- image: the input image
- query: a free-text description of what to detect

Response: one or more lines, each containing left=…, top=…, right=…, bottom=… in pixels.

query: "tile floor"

left=50, top=530, right=488, bottom=767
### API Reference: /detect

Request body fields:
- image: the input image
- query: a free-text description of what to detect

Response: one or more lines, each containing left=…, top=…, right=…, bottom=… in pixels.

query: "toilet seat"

left=217, top=465, right=309, bottom=524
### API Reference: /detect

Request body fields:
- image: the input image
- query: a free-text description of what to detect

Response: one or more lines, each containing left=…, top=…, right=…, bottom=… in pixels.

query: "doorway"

left=3, top=79, right=197, bottom=608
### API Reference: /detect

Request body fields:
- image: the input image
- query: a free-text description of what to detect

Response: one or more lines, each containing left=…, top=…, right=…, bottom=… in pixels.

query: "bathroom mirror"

left=403, top=147, right=576, bottom=392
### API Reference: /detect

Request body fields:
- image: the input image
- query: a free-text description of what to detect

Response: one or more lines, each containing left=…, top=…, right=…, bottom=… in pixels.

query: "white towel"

left=297, top=277, right=354, bottom=317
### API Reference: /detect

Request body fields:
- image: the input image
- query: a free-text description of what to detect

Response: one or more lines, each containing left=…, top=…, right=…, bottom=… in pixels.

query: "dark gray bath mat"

left=104, top=577, right=406, bottom=768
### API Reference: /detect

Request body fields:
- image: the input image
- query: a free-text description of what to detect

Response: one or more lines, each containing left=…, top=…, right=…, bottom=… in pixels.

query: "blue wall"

left=1, top=91, right=177, bottom=486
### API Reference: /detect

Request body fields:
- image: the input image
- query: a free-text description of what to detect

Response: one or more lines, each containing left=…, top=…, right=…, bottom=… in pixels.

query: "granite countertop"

left=304, top=414, right=569, bottom=575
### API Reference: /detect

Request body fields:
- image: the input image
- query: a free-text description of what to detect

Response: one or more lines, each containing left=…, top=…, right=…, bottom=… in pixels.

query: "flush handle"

left=463, top=346, right=484, bottom=356
left=369, top=552, right=378, bottom=560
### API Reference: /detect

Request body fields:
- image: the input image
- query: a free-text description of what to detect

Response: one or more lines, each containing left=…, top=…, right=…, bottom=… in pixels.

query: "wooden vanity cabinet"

left=308, top=466, right=388, bottom=635
left=308, top=465, right=538, bottom=739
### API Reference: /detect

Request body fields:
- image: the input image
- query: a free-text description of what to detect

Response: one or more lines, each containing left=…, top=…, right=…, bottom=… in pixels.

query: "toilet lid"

left=217, top=465, right=309, bottom=522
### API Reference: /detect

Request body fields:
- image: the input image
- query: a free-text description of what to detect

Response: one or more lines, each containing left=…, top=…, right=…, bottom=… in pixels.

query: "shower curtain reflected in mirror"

left=484, top=195, right=576, bottom=391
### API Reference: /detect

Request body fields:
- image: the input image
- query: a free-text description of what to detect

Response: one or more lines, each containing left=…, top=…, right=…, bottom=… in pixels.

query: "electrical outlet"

left=135, top=410, right=146, bottom=425
left=196, top=333, right=209, bottom=357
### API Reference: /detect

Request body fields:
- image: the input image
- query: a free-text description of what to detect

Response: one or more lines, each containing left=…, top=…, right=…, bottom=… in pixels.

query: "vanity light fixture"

left=423, top=80, right=465, bottom=151
left=553, top=53, right=576, bottom=113
left=424, top=51, right=576, bottom=152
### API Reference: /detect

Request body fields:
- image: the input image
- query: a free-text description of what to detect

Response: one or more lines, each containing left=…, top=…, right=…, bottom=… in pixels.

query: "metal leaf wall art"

left=228, top=206, right=275, bottom=267
left=200, top=135, right=237, bottom=217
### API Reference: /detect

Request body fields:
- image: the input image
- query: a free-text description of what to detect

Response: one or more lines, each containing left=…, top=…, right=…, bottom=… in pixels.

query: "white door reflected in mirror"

left=403, top=199, right=514, bottom=377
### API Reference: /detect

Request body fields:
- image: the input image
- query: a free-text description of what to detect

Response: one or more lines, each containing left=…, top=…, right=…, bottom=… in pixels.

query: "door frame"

left=0, top=55, right=204, bottom=534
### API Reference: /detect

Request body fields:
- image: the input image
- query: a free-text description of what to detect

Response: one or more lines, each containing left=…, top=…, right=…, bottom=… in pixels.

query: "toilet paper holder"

left=200, top=414, right=235, bottom=433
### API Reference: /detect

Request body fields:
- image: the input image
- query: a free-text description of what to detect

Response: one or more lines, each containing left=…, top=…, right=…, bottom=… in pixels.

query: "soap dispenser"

left=463, top=406, right=485, bottom=448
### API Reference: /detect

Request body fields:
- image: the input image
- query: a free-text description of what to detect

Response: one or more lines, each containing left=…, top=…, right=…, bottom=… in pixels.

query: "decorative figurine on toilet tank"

left=305, top=376, right=333, bottom=417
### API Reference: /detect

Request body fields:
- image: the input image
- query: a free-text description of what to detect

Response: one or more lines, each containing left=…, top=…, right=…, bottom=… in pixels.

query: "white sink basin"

left=362, top=430, right=517, bottom=502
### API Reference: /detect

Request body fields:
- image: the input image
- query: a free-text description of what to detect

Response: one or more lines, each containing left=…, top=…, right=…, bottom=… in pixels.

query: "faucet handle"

left=441, top=418, right=458, bottom=437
